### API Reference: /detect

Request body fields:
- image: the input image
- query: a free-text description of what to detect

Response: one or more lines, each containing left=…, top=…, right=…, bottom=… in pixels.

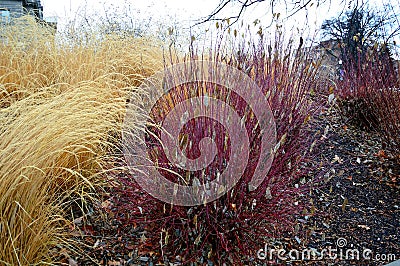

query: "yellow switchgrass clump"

left=0, top=16, right=164, bottom=265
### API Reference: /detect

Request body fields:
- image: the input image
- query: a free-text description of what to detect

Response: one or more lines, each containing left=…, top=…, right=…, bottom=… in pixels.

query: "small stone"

left=139, top=256, right=149, bottom=262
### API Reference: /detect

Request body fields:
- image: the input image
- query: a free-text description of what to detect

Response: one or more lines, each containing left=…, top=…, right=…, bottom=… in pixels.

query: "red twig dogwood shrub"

left=336, top=44, right=400, bottom=160
left=114, top=33, right=323, bottom=264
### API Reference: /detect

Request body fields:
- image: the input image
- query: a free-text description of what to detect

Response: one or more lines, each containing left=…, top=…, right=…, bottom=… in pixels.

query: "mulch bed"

left=64, top=107, right=399, bottom=266
left=281, top=108, right=399, bottom=266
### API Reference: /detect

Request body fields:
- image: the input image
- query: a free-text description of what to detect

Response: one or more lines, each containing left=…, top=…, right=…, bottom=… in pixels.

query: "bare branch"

left=192, top=0, right=331, bottom=28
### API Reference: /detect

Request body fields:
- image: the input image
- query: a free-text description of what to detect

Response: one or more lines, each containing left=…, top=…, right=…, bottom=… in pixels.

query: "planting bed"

left=66, top=107, right=399, bottom=266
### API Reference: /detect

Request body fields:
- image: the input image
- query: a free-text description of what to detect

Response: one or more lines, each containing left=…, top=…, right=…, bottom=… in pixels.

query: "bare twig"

left=191, top=0, right=332, bottom=28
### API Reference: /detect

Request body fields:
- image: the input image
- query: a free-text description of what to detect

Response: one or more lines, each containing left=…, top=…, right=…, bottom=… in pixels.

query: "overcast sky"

left=40, top=0, right=342, bottom=31
left=40, top=0, right=399, bottom=50
left=41, top=0, right=216, bottom=25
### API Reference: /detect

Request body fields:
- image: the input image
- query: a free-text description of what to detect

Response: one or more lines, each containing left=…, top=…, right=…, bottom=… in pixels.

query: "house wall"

left=0, top=0, right=43, bottom=20
left=0, top=1, right=23, bottom=17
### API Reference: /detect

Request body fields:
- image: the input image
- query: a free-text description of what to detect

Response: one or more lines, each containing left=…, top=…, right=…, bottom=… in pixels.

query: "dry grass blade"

left=0, top=16, right=164, bottom=265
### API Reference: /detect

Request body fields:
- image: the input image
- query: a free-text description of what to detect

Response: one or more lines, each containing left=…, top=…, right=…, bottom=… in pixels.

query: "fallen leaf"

left=310, top=205, right=315, bottom=215
left=194, top=234, right=201, bottom=245
left=328, top=93, right=335, bottom=104
left=140, top=233, right=147, bottom=243
left=73, top=217, right=83, bottom=226
left=265, top=187, right=272, bottom=199
left=93, top=239, right=100, bottom=248
left=193, top=214, right=198, bottom=229
left=331, top=155, right=343, bottom=164
left=101, top=200, right=112, bottom=209
left=357, top=224, right=370, bottom=230
left=342, top=197, right=348, bottom=212
left=375, top=150, right=387, bottom=158
left=69, top=258, right=78, bottom=266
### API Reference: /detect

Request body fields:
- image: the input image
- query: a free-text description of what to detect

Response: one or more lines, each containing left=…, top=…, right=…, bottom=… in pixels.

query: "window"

left=0, top=9, right=10, bottom=23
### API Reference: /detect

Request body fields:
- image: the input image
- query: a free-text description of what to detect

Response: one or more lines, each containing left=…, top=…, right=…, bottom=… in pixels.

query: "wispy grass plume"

left=0, top=16, right=164, bottom=265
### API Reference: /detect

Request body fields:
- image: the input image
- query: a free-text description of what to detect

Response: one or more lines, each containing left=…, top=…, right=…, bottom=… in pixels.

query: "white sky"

left=39, top=0, right=338, bottom=30
left=40, top=0, right=399, bottom=50
left=40, top=0, right=392, bottom=25
left=41, top=0, right=217, bottom=26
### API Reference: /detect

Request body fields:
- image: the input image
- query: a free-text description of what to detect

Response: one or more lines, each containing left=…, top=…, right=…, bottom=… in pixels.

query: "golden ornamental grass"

left=0, top=16, right=164, bottom=265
